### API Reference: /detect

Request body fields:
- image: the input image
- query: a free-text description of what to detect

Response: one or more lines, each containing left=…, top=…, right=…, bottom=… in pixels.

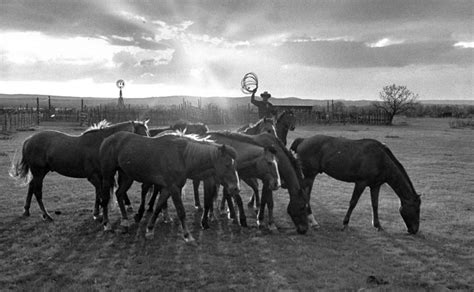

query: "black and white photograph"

left=0, top=0, right=472, bottom=290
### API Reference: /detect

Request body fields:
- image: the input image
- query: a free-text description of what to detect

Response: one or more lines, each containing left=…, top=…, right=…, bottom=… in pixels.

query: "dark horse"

left=9, top=120, right=149, bottom=221
left=290, top=135, right=421, bottom=234
left=222, top=132, right=309, bottom=234
left=128, top=121, right=209, bottom=212
left=275, top=110, right=296, bottom=146
left=197, top=131, right=281, bottom=229
left=237, top=117, right=276, bottom=136
left=99, top=132, right=240, bottom=241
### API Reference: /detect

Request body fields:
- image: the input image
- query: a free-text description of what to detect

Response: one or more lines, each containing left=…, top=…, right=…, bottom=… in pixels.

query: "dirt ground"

left=0, top=118, right=472, bottom=291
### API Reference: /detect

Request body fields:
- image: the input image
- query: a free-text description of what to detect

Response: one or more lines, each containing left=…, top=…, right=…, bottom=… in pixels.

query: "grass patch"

left=449, top=118, right=474, bottom=129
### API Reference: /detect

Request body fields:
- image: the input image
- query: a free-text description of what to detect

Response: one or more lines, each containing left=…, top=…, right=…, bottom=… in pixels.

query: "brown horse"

left=290, top=135, right=421, bottom=234
left=196, top=131, right=281, bottom=229
left=237, top=117, right=276, bottom=136
left=9, top=120, right=149, bottom=221
left=275, top=110, right=296, bottom=146
left=99, top=132, right=240, bottom=241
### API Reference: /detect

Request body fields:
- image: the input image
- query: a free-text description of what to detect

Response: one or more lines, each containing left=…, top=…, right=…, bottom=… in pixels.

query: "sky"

left=0, top=0, right=472, bottom=101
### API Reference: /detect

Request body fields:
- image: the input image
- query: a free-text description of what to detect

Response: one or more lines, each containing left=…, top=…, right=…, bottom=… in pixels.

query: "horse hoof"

left=194, top=205, right=203, bottom=212
left=42, top=214, right=54, bottom=222
left=103, top=224, right=113, bottom=232
left=184, top=234, right=195, bottom=243
left=93, top=215, right=103, bottom=222
left=145, top=228, right=154, bottom=238
left=119, top=225, right=129, bottom=234
left=126, top=206, right=134, bottom=213
left=22, top=211, right=30, bottom=218
left=240, top=219, right=248, bottom=228
left=134, top=214, right=141, bottom=223
left=201, top=221, right=210, bottom=230
left=341, top=225, right=349, bottom=231
left=268, top=223, right=278, bottom=232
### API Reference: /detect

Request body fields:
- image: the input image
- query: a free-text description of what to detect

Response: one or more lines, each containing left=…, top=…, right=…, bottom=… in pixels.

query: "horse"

left=275, top=110, right=296, bottom=146
left=128, top=121, right=209, bottom=213
left=194, top=131, right=281, bottom=229
left=290, top=135, right=421, bottom=234
left=217, top=132, right=308, bottom=234
left=98, top=131, right=240, bottom=242
left=237, top=117, right=276, bottom=136
left=9, top=120, right=149, bottom=221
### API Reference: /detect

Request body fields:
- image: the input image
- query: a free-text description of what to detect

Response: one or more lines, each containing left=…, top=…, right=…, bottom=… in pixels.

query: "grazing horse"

left=219, top=132, right=308, bottom=233
left=275, top=110, right=296, bottom=146
left=237, top=117, right=276, bottom=136
left=9, top=120, right=149, bottom=221
left=196, top=131, right=281, bottom=229
left=99, top=132, right=240, bottom=241
left=290, top=135, right=421, bottom=234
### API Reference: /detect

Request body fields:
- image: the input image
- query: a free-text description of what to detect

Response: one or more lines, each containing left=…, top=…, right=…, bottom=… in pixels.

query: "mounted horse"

left=9, top=120, right=149, bottom=221
left=196, top=131, right=281, bottom=229
left=275, top=110, right=296, bottom=146
left=290, top=135, right=421, bottom=234
left=98, top=131, right=240, bottom=241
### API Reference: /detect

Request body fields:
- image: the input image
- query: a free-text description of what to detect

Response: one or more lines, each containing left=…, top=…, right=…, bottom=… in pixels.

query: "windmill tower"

left=116, top=79, right=125, bottom=108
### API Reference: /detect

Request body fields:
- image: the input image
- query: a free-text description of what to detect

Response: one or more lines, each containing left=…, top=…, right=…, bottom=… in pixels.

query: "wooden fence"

left=0, top=103, right=390, bottom=132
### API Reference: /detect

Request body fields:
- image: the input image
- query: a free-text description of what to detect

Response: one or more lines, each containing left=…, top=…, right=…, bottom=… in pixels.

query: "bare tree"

left=372, top=84, right=419, bottom=125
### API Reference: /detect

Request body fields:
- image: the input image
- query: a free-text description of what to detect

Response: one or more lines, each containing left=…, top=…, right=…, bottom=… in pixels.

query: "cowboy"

left=251, top=90, right=277, bottom=119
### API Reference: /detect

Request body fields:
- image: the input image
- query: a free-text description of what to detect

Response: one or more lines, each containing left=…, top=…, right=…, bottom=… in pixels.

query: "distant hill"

left=0, top=93, right=472, bottom=109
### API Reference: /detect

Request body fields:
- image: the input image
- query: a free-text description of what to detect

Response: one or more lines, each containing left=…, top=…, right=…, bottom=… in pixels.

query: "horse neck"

left=275, top=122, right=289, bottom=145
left=385, top=156, right=418, bottom=204
left=275, top=148, right=301, bottom=197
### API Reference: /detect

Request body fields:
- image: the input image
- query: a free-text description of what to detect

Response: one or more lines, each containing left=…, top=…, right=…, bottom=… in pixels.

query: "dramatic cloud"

left=0, top=0, right=472, bottom=100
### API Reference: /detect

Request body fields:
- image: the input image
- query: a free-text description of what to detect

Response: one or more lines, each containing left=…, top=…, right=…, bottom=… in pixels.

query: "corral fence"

left=0, top=101, right=390, bottom=132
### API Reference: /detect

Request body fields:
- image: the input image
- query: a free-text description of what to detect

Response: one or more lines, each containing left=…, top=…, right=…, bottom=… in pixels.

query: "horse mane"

left=276, top=110, right=291, bottom=123
left=382, top=144, right=418, bottom=199
left=84, top=119, right=111, bottom=133
left=274, top=136, right=304, bottom=181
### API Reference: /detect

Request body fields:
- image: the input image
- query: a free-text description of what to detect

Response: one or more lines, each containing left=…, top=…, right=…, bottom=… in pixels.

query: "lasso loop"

left=241, top=72, right=258, bottom=94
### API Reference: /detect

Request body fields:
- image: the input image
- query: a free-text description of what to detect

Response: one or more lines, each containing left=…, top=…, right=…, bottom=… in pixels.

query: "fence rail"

left=1, top=102, right=390, bottom=132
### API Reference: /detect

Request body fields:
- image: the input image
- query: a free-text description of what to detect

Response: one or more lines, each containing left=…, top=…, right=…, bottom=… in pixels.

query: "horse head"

left=278, top=110, right=296, bottom=131
left=257, top=146, right=281, bottom=191
left=214, top=144, right=240, bottom=195
left=287, top=188, right=309, bottom=234
left=399, top=194, right=421, bottom=234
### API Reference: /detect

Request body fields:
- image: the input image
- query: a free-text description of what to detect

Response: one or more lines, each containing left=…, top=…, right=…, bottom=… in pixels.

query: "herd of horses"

left=9, top=109, right=421, bottom=242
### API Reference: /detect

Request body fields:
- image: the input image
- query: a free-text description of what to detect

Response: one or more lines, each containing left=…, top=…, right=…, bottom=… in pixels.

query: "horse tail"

left=290, top=137, right=305, bottom=153
left=9, top=143, right=32, bottom=187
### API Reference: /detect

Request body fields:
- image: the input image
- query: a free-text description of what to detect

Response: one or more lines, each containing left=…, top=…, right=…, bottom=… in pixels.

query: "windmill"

left=116, top=79, right=125, bottom=108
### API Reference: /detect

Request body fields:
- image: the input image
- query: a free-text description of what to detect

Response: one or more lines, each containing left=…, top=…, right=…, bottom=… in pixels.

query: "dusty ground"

left=0, top=118, right=472, bottom=291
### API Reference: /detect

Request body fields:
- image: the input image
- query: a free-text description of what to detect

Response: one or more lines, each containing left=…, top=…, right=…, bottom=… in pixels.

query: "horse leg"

left=264, top=184, right=277, bottom=231
left=117, top=172, right=133, bottom=213
left=244, top=178, right=259, bottom=213
left=225, top=186, right=247, bottom=227
left=193, top=179, right=202, bottom=211
left=100, top=176, right=114, bottom=231
left=115, top=173, right=134, bottom=233
left=370, top=185, right=383, bottom=231
left=146, top=188, right=171, bottom=238
left=169, top=186, right=194, bottom=243
left=135, top=183, right=152, bottom=223
left=201, top=178, right=214, bottom=229
left=342, top=183, right=366, bottom=231
left=28, top=169, right=53, bottom=221
left=257, top=186, right=268, bottom=228
left=87, top=175, right=102, bottom=221
left=223, top=187, right=237, bottom=223
left=303, top=175, right=320, bottom=228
